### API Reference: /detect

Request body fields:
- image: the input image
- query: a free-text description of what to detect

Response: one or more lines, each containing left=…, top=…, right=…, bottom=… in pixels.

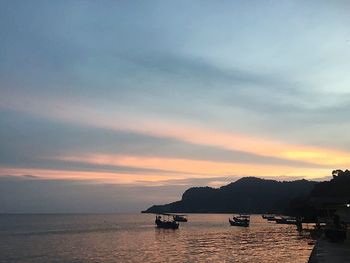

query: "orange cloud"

left=40, top=102, right=350, bottom=168
left=3, top=98, right=350, bottom=180
left=119, top=122, right=350, bottom=168
left=0, top=167, right=178, bottom=184
left=54, top=153, right=331, bottom=181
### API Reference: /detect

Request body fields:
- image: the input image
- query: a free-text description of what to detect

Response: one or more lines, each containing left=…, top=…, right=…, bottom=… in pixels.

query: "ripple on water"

left=0, top=214, right=314, bottom=263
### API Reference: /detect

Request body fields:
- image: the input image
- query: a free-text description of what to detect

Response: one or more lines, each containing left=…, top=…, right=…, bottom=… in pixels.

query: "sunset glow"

left=2, top=98, right=350, bottom=184
left=2, top=3, right=350, bottom=263
left=1, top=1, right=350, bottom=202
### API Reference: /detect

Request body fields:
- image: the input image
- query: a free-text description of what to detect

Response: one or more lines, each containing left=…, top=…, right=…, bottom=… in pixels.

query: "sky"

left=1, top=0, right=350, bottom=212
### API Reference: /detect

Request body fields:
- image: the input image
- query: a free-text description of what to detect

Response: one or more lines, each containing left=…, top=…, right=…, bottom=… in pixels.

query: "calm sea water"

left=0, top=214, right=314, bottom=263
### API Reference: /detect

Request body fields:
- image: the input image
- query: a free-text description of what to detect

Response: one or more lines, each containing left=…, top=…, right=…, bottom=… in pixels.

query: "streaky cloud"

left=0, top=110, right=327, bottom=171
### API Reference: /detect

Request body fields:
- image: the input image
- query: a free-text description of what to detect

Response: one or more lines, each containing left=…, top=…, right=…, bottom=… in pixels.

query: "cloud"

left=1, top=0, right=350, bottom=213
left=0, top=110, right=327, bottom=175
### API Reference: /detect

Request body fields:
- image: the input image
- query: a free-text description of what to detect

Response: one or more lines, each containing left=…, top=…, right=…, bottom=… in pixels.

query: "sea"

left=0, top=214, right=314, bottom=263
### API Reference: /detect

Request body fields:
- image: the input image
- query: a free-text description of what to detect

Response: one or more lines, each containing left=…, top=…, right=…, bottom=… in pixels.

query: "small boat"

left=275, top=216, right=297, bottom=225
left=267, top=216, right=278, bottom=221
left=229, top=214, right=250, bottom=227
left=155, top=214, right=179, bottom=229
left=173, top=214, right=188, bottom=222
left=262, top=214, right=276, bottom=221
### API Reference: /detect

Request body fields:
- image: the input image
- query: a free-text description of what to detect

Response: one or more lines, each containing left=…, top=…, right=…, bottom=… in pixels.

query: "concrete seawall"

left=308, top=231, right=350, bottom=263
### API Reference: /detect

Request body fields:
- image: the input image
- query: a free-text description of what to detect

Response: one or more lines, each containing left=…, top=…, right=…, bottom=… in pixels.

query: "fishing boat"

left=229, top=214, right=250, bottom=227
left=155, top=214, right=179, bottom=229
left=275, top=216, right=297, bottom=225
left=173, top=214, right=188, bottom=222
left=262, top=214, right=276, bottom=221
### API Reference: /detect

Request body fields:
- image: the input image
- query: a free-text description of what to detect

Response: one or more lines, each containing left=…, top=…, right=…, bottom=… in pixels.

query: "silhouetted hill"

left=143, top=177, right=317, bottom=214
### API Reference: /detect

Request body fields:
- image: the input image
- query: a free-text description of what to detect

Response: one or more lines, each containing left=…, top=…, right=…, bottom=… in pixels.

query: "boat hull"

left=155, top=219, right=179, bottom=229
left=267, top=217, right=277, bottom=221
left=174, top=218, right=187, bottom=222
left=229, top=218, right=249, bottom=227
left=275, top=218, right=296, bottom=225
left=173, top=216, right=188, bottom=222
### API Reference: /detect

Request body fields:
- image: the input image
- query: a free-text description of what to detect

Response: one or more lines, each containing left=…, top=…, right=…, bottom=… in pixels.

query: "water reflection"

left=0, top=214, right=313, bottom=263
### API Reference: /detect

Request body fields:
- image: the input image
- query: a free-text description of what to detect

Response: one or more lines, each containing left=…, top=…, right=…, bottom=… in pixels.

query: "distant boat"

left=173, top=214, right=188, bottom=222
left=155, top=214, right=179, bottom=229
left=262, top=214, right=276, bottom=221
left=275, top=216, right=297, bottom=225
left=229, top=214, right=250, bottom=227
left=267, top=216, right=278, bottom=221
